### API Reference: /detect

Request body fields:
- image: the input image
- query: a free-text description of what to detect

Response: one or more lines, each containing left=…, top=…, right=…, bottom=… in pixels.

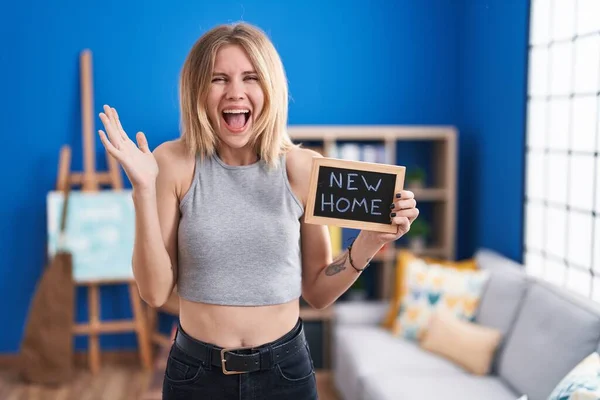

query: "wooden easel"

left=55, top=49, right=152, bottom=374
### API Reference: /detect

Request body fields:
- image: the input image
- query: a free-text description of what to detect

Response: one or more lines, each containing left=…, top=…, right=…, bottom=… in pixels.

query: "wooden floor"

left=0, top=365, right=152, bottom=400
left=0, top=363, right=339, bottom=400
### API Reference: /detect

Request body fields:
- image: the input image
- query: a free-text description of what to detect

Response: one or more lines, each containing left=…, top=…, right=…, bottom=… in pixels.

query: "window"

left=523, top=0, right=600, bottom=300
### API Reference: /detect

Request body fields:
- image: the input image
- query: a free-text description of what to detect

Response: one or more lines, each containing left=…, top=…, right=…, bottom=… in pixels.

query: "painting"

left=46, top=190, right=135, bottom=282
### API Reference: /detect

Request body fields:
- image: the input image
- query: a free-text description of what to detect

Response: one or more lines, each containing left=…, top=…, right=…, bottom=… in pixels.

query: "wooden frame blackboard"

left=305, top=157, right=406, bottom=233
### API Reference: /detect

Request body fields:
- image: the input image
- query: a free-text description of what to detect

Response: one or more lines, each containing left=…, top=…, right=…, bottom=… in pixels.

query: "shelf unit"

left=288, top=125, right=458, bottom=301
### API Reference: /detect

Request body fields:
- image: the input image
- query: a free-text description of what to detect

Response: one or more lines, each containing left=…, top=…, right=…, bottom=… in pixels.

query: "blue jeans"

left=162, top=318, right=319, bottom=400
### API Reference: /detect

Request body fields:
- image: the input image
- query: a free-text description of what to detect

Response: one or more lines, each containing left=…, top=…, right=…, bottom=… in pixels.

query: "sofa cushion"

left=362, top=374, right=518, bottom=400
left=474, top=248, right=529, bottom=335
left=381, top=250, right=478, bottom=331
left=474, top=248, right=530, bottom=372
left=332, top=325, right=464, bottom=400
left=498, top=279, right=600, bottom=400
left=394, top=257, right=490, bottom=341
left=419, top=309, right=503, bottom=375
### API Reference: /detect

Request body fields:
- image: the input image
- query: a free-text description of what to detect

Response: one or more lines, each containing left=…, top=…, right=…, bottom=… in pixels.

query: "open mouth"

left=222, top=109, right=251, bottom=132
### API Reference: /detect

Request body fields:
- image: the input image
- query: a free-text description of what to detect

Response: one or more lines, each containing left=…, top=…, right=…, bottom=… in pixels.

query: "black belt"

left=174, top=320, right=306, bottom=375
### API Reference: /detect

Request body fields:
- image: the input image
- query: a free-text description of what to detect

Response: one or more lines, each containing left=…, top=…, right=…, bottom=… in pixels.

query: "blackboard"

left=305, top=157, right=406, bottom=233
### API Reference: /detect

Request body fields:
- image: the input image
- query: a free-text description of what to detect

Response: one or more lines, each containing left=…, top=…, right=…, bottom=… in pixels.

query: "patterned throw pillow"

left=393, top=257, right=490, bottom=341
left=548, top=352, right=600, bottom=400
left=380, top=251, right=478, bottom=332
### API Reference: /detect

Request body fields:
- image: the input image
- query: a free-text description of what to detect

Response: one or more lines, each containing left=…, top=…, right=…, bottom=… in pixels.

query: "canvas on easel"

left=48, top=49, right=152, bottom=374
left=46, top=189, right=135, bottom=283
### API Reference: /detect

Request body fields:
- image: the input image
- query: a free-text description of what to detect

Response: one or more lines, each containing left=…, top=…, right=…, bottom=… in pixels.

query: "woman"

left=98, top=22, right=419, bottom=400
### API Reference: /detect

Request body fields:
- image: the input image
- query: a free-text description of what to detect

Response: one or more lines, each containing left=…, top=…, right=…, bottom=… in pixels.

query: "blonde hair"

left=179, top=22, right=297, bottom=167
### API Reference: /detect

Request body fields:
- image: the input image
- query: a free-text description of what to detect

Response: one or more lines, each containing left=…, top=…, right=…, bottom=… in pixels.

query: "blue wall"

left=457, top=1, right=530, bottom=262
left=0, top=0, right=528, bottom=353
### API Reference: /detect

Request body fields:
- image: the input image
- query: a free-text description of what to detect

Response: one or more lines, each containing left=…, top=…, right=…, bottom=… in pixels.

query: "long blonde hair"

left=179, top=22, right=296, bottom=167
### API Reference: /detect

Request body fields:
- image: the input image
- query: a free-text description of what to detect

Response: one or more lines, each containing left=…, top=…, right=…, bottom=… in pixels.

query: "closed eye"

left=211, top=76, right=257, bottom=83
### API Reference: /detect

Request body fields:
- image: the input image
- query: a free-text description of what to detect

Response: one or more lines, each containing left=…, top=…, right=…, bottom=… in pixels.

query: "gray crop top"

left=176, top=151, right=305, bottom=306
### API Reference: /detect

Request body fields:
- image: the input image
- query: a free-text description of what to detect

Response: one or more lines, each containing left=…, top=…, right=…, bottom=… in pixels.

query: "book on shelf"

left=328, top=225, right=342, bottom=257
left=329, top=143, right=387, bottom=164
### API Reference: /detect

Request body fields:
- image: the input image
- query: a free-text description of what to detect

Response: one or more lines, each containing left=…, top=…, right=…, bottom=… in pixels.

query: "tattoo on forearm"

left=325, top=252, right=348, bottom=276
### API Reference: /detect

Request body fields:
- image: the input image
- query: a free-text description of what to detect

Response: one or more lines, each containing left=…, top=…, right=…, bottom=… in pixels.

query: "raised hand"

left=387, top=190, right=419, bottom=240
left=359, top=190, right=420, bottom=246
left=98, top=104, right=159, bottom=190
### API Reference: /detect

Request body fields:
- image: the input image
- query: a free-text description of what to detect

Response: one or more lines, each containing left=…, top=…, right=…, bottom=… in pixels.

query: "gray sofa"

left=331, top=248, right=600, bottom=400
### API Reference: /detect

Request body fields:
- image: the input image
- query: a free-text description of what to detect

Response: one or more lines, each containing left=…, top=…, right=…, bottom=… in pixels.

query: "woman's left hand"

left=359, top=190, right=420, bottom=247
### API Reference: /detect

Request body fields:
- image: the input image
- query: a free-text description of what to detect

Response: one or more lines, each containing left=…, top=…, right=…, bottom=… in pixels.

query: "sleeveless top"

left=176, top=152, right=305, bottom=306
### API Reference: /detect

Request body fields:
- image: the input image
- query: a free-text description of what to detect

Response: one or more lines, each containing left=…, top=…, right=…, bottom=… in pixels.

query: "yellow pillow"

left=419, top=310, right=502, bottom=375
left=380, top=250, right=478, bottom=331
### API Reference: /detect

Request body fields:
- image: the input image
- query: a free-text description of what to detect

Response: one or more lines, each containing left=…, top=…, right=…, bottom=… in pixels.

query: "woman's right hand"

left=98, top=104, right=159, bottom=191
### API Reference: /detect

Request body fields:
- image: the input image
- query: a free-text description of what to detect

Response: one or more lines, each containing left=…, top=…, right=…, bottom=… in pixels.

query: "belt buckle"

left=220, top=346, right=254, bottom=375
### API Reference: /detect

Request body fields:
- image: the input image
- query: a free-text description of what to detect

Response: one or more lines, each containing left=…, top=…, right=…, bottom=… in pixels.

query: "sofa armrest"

left=333, top=300, right=390, bottom=326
